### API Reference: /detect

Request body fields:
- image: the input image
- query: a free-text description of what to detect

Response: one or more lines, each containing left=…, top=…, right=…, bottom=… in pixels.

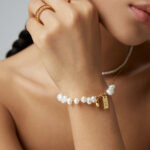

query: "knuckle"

left=49, top=22, right=61, bottom=35
left=67, top=9, right=81, bottom=27
left=26, top=18, right=32, bottom=31
left=84, top=1, right=95, bottom=16
left=40, top=23, right=61, bottom=44
left=28, top=0, right=38, bottom=14
left=39, top=31, right=50, bottom=46
left=40, top=31, right=49, bottom=42
left=28, top=0, right=34, bottom=11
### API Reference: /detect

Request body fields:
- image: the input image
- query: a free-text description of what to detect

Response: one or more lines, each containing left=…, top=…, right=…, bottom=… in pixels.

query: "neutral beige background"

left=0, top=0, right=30, bottom=60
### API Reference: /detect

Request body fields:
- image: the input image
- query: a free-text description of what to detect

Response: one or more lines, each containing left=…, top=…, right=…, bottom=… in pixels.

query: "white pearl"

left=87, top=97, right=92, bottom=104
left=109, top=84, right=115, bottom=87
left=91, top=96, right=96, bottom=103
left=109, top=84, right=115, bottom=90
left=74, top=98, right=79, bottom=104
left=81, top=96, right=87, bottom=103
left=106, top=84, right=115, bottom=95
left=57, top=93, right=63, bottom=101
left=67, top=98, right=72, bottom=105
left=106, top=89, right=114, bottom=95
left=62, top=96, right=68, bottom=103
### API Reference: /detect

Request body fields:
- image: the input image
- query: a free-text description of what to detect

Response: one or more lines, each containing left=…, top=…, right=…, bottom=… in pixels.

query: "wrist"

left=59, top=75, right=107, bottom=98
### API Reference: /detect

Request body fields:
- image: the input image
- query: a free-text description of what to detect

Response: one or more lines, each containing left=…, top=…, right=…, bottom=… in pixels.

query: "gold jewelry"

left=42, top=0, right=71, bottom=4
left=35, top=4, right=55, bottom=24
left=35, top=0, right=71, bottom=24
left=95, top=93, right=109, bottom=109
left=41, top=0, right=47, bottom=4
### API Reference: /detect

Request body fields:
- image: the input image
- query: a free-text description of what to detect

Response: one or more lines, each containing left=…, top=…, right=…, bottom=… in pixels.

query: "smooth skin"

left=0, top=0, right=150, bottom=149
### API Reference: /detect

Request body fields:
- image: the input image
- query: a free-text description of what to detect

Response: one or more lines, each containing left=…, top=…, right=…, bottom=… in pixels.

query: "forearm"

left=64, top=78, right=125, bottom=150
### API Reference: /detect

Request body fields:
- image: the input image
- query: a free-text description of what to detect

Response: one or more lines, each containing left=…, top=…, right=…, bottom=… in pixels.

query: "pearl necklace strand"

left=101, top=46, right=134, bottom=75
left=101, top=45, right=134, bottom=95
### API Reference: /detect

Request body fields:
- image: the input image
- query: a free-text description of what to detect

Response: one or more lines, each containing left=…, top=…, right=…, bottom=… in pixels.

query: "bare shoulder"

left=0, top=45, right=35, bottom=102
left=0, top=45, right=58, bottom=104
left=0, top=60, right=15, bottom=105
left=0, top=60, right=12, bottom=89
left=0, top=62, right=23, bottom=150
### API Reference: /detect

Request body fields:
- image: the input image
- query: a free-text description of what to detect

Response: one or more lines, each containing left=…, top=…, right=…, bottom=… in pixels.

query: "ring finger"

left=28, top=0, right=57, bottom=26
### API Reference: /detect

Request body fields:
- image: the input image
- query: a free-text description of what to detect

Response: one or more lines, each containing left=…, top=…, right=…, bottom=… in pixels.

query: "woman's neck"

left=99, top=24, right=132, bottom=77
left=99, top=23, right=150, bottom=80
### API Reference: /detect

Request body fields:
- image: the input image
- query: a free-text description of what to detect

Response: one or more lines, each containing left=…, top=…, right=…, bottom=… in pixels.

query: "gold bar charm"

left=95, top=96, right=100, bottom=107
left=96, top=100, right=100, bottom=107
left=102, top=95, right=109, bottom=110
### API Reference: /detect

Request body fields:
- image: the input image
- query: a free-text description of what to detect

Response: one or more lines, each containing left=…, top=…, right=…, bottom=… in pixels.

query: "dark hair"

left=5, top=26, right=33, bottom=58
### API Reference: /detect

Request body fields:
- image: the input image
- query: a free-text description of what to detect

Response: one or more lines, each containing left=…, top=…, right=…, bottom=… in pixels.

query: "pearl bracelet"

left=56, top=84, right=115, bottom=110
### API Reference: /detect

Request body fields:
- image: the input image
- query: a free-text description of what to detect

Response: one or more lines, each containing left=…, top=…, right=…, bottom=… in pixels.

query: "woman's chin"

left=100, top=22, right=149, bottom=46
left=118, top=37, right=148, bottom=46
left=113, top=30, right=150, bottom=46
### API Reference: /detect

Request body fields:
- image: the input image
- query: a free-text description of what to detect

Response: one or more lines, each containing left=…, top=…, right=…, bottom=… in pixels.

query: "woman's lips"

left=131, top=4, right=150, bottom=14
left=129, top=4, right=150, bottom=26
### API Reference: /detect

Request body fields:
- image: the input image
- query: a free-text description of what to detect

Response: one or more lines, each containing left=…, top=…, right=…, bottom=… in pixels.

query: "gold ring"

left=35, top=4, right=56, bottom=24
left=41, top=0, right=46, bottom=3
left=42, top=0, right=71, bottom=3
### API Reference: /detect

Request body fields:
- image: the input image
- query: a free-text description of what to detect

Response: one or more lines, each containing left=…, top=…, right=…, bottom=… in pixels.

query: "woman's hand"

left=26, top=0, right=105, bottom=93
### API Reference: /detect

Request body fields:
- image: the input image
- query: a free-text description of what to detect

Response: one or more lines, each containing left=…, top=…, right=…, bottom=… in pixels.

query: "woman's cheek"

left=91, top=0, right=150, bottom=45
left=106, top=10, right=150, bottom=45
